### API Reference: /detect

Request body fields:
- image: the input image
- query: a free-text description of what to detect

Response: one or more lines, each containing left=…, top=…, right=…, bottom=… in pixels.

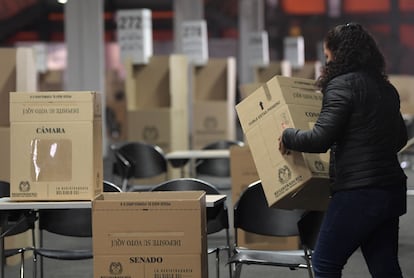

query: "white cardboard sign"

left=116, top=9, right=153, bottom=64
left=284, top=36, right=305, bottom=69
left=181, top=20, right=208, bottom=65
left=247, top=31, right=270, bottom=67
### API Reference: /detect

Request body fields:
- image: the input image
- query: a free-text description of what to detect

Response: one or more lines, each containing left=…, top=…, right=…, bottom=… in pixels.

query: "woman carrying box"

left=279, top=23, right=408, bottom=278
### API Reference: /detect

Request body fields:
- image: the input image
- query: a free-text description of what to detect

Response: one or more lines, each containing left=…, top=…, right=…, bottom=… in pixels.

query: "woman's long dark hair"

left=316, top=23, right=388, bottom=91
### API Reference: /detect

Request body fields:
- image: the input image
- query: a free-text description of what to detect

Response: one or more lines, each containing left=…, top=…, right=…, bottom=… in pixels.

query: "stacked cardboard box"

left=291, top=61, right=322, bottom=80
left=125, top=55, right=189, bottom=154
left=0, top=47, right=37, bottom=265
left=236, top=75, right=331, bottom=211
left=0, top=47, right=37, bottom=181
left=388, top=74, right=414, bottom=116
left=192, top=57, right=237, bottom=149
left=38, top=70, right=64, bottom=91
left=253, top=60, right=292, bottom=82
left=230, top=145, right=301, bottom=250
left=105, top=69, right=127, bottom=141
left=10, top=91, right=103, bottom=201
left=92, top=191, right=207, bottom=278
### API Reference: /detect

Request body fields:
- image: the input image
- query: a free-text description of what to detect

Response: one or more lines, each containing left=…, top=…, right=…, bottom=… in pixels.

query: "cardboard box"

left=230, top=145, right=260, bottom=206
left=0, top=127, right=10, bottom=181
left=291, top=61, right=322, bottom=80
left=0, top=47, right=37, bottom=127
left=127, top=108, right=186, bottom=154
left=192, top=57, right=237, bottom=149
left=125, top=55, right=189, bottom=154
left=94, top=254, right=204, bottom=278
left=105, top=69, right=127, bottom=141
left=236, top=76, right=331, bottom=211
left=92, top=191, right=207, bottom=278
left=253, top=60, right=292, bottom=83
left=230, top=145, right=301, bottom=250
left=239, top=83, right=263, bottom=100
left=260, top=75, right=324, bottom=107
left=10, top=91, right=103, bottom=201
left=389, top=74, right=414, bottom=116
left=38, top=70, right=64, bottom=91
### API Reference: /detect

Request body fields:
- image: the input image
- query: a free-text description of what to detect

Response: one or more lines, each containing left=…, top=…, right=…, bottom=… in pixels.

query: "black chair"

left=297, top=210, right=325, bottom=277
left=103, top=180, right=122, bottom=192
left=111, top=141, right=168, bottom=191
left=0, top=180, right=37, bottom=278
left=150, top=178, right=232, bottom=278
left=195, top=140, right=244, bottom=191
left=32, top=181, right=122, bottom=278
left=196, top=140, right=245, bottom=178
left=227, top=180, right=321, bottom=278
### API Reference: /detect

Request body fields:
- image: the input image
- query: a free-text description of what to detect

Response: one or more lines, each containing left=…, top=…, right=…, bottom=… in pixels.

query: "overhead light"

left=57, top=0, right=67, bottom=4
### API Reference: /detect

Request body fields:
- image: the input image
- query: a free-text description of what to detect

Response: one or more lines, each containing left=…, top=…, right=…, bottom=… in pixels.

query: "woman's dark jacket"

left=282, top=71, right=408, bottom=192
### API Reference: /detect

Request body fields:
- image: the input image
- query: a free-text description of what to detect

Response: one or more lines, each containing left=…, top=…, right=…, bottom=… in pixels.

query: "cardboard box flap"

left=39, top=70, right=64, bottom=84
left=93, top=191, right=206, bottom=210
left=194, top=57, right=236, bottom=101
left=0, top=48, right=16, bottom=127
left=253, top=60, right=291, bottom=83
left=194, top=58, right=228, bottom=101
left=271, top=75, right=317, bottom=90
left=266, top=75, right=323, bottom=106
left=169, top=55, right=189, bottom=111
left=239, top=83, right=263, bottom=99
left=10, top=91, right=102, bottom=122
left=16, top=47, right=37, bottom=91
left=126, top=55, right=188, bottom=111
left=0, top=47, right=37, bottom=127
left=236, top=84, right=281, bottom=134
left=10, top=91, right=99, bottom=103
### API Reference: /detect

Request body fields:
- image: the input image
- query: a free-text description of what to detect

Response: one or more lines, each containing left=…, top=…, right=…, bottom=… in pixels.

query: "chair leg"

left=303, top=248, right=314, bottom=278
left=225, top=230, right=233, bottom=278
left=215, top=249, right=220, bottom=278
left=40, top=255, right=44, bottom=278
left=32, top=253, right=37, bottom=278
left=233, top=263, right=242, bottom=278
left=19, top=250, right=24, bottom=278
left=121, top=178, right=128, bottom=192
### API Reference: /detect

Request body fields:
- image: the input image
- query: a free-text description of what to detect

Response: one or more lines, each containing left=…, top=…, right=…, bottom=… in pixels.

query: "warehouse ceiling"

left=0, top=0, right=174, bottom=44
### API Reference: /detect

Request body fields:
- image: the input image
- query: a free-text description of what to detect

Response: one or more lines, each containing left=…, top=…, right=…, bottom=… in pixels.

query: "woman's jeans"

left=312, top=184, right=407, bottom=278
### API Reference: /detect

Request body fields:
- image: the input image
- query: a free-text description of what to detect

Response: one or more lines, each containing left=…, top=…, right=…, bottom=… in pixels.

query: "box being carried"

left=92, top=191, right=207, bottom=278
left=10, top=91, right=103, bottom=201
left=236, top=75, right=331, bottom=211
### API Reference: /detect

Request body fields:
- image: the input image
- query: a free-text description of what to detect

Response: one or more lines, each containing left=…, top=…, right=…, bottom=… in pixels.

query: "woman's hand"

left=278, top=136, right=290, bottom=155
